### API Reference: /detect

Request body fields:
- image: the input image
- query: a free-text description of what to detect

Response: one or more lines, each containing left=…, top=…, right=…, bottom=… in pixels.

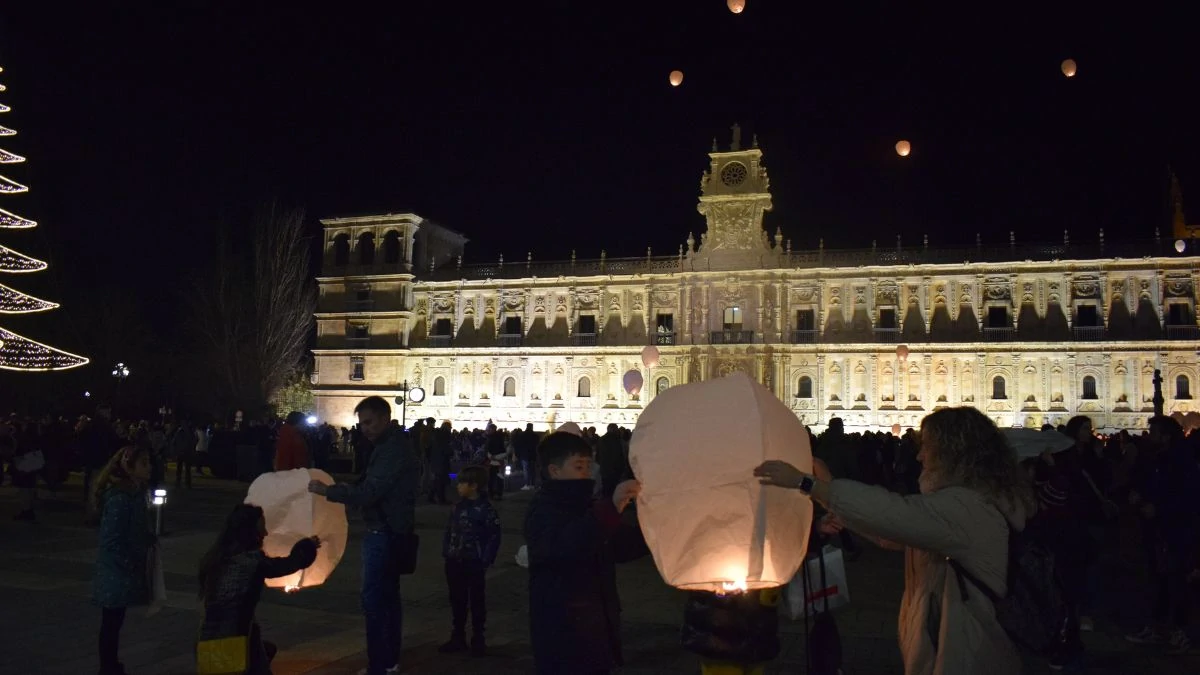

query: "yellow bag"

left=196, top=635, right=249, bottom=674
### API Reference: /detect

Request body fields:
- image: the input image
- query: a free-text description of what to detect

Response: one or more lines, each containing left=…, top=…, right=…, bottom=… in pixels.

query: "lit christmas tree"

left=0, top=65, right=88, bottom=371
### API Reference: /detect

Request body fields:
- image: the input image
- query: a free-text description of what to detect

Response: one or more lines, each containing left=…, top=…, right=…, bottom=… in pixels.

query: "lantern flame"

left=284, top=584, right=300, bottom=594
left=720, top=579, right=748, bottom=595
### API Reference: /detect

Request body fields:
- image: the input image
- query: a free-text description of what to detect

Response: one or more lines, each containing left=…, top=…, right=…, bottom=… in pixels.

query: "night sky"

left=0, top=2, right=1197, bottom=402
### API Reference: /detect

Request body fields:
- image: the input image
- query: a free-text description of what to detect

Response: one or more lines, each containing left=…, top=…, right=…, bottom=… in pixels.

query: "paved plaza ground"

left=1, top=470, right=1195, bottom=674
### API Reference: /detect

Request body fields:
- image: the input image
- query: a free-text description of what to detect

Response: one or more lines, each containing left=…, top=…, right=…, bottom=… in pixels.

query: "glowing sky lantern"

left=891, top=423, right=902, bottom=435
left=631, top=373, right=813, bottom=593
left=641, top=345, right=660, bottom=369
left=896, top=344, right=910, bottom=362
left=669, top=70, right=684, bottom=87
left=623, top=369, right=644, bottom=395
left=895, top=140, right=911, bottom=157
left=246, top=468, right=348, bottom=591
left=1175, top=239, right=1186, bottom=253
left=727, top=0, right=746, bottom=13
left=1061, top=59, right=1077, bottom=78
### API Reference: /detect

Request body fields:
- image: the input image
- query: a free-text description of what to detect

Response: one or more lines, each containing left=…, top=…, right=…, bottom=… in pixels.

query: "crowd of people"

left=3, top=398, right=1200, bottom=674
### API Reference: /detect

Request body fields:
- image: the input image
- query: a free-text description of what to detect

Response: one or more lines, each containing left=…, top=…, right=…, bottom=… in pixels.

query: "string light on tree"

left=0, top=65, right=88, bottom=371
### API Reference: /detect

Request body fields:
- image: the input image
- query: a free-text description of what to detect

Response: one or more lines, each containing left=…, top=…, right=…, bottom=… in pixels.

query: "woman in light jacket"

left=756, top=407, right=1034, bottom=675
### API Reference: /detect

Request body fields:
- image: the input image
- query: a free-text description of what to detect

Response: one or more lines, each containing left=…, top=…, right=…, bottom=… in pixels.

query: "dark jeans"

left=99, top=607, right=126, bottom=671
left=175, top=453, right=194, bottom=488
left=1152, top=545, right=1194, bottom=628
left=521, top=459, right=536, bottom=487
left=445, top=559, right=487, bottom=636
left=362, top=530, right=404, bottom=675
left=488, top=465, right=504, bottom=499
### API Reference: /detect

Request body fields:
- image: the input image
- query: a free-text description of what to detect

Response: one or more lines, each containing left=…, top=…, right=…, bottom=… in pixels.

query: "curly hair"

left=919, top=407, right=1034, bottom=511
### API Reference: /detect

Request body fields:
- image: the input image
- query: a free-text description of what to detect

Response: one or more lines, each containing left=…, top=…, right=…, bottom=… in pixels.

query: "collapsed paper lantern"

left=895, top=344, right=910, bottom=362
left=631, top=372, right=813, bottom=593
left=895, top=140, right=911, bottom=157
left=1061, top=58, right=1077, bottom=78
left=669, top=70, right=684, bottom=87
left=891, top=423, right=902, bottom=435
left=641, top=345, right=660, bottom=368
left=245, top=468, right=348, bottom=591
left=727, top=0, right=746, bottom=13
left=623, top=369, right=644, bottom=395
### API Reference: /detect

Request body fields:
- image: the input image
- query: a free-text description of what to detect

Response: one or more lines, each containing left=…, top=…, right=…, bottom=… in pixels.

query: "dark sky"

left=0, top=2, right=1198, bottom=380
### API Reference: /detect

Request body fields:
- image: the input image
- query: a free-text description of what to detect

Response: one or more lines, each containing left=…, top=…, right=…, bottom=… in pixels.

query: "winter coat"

left=596, top=432, right=630, bottom=498
left=273, top=424, right=309, bottom=471
left=92, top=486, right=153, bottom=608
left=326, top=428, right=420, bottom=534
left=431, top=426, right=453, bottom=472
left=442, top=497, right=502, bottom=565
left=827, top=480, right=1026, bottom=675
left=1143, top=442, right=1200, bottom=551
left=199, top=539, right=318, bottom=674
left=524, top=479, right=644, bottom=674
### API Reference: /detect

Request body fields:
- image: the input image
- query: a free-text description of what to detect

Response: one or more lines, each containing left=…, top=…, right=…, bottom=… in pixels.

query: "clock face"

left=720, top=161, right=748, bottom=186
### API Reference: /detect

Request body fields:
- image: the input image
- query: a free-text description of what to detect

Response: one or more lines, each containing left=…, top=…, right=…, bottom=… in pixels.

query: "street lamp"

left=158, top=405, right=173, bottom=424
left=111, top=362, right=130, bottom=409
left=394, top=381, right=425, bottom=428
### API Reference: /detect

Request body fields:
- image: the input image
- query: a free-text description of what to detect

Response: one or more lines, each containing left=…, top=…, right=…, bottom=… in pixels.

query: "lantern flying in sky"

left=896, top=344, right=910, bottom=362
left=641, top=345, right=660, bottom=369
left=895, top=140, right=911, bottom=157
left=1175, top=239, right=1186, bottom=253
left=1061, top=59, right=1077, bottom=78
left=623, top=369, right=644, bottom=395
left=246, top=468, right=348, bottom=592
left=669, top=70, right=684, bottom=87
left=631, top=373, right=814, bottom=593
left=727, top=0, right=746, bottom=13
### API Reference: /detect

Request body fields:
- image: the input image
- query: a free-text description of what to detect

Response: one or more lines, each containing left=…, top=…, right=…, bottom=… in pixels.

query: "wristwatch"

left=795, top=473, right=816, bottom=495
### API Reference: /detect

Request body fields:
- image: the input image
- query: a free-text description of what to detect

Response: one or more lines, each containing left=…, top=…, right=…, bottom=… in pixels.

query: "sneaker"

left=1125, top=626, right=1165, bottom=644
left=1167, top=629, right=1192, bottom=655
left=470, top=634, right=486, bottom=658
left=438, top=635, right=468, bottom=654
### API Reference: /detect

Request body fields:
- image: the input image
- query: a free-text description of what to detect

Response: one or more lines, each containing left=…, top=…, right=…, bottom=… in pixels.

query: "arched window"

left=333, top=233, right=350, bottom=266
left=1081, top=376, right=1098, bottom=400
left=357, top=232, right=375, bottom=265
left=577, top=377, right=591, bottom=398
left=382, top=231, right=402, bottom=264
left=433, top=376, right=445, bottom=397
left=502, top=377, right=516, bottom=397
left=797, top=375, right=813, bottom=399
left=656, top=377, right=669, bottom=394
left=991, top=376, right=1007, bottom=400
left=1177, top=374, right=1192, bottom=399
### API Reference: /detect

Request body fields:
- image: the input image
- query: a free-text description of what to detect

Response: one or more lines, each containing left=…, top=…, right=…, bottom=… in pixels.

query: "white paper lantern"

left=631, top=372, right=813, bottom=593
left=895, top=140, right=911, bottom=157
left=641, top=345, right=661, bottom=368
left=1061, top=59, right=1077, bottom=78
left=1175, top=239, right=1186, bottom=253
left=623, top=369, right=644, bottom=395
left=669, top=70, right=684, bottom=87
left=245, top=468, right=348, bottom=591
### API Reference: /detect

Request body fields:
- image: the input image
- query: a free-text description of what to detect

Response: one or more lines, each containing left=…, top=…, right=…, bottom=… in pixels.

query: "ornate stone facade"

left=312, top=138, right=1200, bottom=431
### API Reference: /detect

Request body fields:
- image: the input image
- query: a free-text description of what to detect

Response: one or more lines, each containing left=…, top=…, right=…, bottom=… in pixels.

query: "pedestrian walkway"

left=0, top=474, right=1192, bottom=673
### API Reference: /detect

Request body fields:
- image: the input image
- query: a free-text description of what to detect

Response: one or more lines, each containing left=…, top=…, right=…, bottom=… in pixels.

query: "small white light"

left=84, top=391, right=91, bottom=398
left=505, top=465, right=512, bottom=476
left=306, top=415, right=318, bottom=425
left=153, top=488, right=168, bottom=498
left=152, top=496, right=166, bottom=506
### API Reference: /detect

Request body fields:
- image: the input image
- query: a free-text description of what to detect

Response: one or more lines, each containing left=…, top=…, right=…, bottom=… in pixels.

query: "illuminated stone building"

left=313, top=130, right=1200, bottom=432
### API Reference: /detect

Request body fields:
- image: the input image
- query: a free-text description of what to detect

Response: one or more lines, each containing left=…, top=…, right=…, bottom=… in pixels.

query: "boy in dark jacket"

left=439, top=465, right=502, bottom=657
left=524, top=430, right=644, bottom=675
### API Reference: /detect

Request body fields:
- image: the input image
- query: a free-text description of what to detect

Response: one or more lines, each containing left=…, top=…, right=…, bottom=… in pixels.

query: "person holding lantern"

left=524, top=430, right=645, bottom=674
left=755, top=407, right=1034, bottom=675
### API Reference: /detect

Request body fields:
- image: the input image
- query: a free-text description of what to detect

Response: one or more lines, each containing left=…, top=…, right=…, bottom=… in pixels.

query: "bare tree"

left=191, top=202, right=316, bottom=413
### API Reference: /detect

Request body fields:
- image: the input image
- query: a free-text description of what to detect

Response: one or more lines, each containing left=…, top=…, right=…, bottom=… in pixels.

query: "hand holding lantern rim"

left=753, top=460, right=832, bottom=507
left=612, top=479, right=641, bottom=513
left=307, top=480, right=329, bottom=496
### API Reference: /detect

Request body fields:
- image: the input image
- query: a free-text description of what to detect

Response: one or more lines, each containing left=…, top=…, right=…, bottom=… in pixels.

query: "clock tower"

left=691, top=124, right=779, bottom=271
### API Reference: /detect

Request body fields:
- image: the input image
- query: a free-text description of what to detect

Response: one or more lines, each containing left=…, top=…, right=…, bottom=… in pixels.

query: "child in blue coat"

left=439, top=465, right=502, bottom=657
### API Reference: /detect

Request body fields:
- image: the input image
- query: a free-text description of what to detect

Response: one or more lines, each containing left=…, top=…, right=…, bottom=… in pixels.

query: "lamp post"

left=158, top=405, right=173, bottom=425
left=394, top=380, right=425, bottom=428
left=111, top=362, right=130, bottom=410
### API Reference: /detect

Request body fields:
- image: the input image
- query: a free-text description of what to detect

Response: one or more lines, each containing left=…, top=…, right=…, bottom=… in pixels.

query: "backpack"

left=947, top=517, right=1067, bottom=655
